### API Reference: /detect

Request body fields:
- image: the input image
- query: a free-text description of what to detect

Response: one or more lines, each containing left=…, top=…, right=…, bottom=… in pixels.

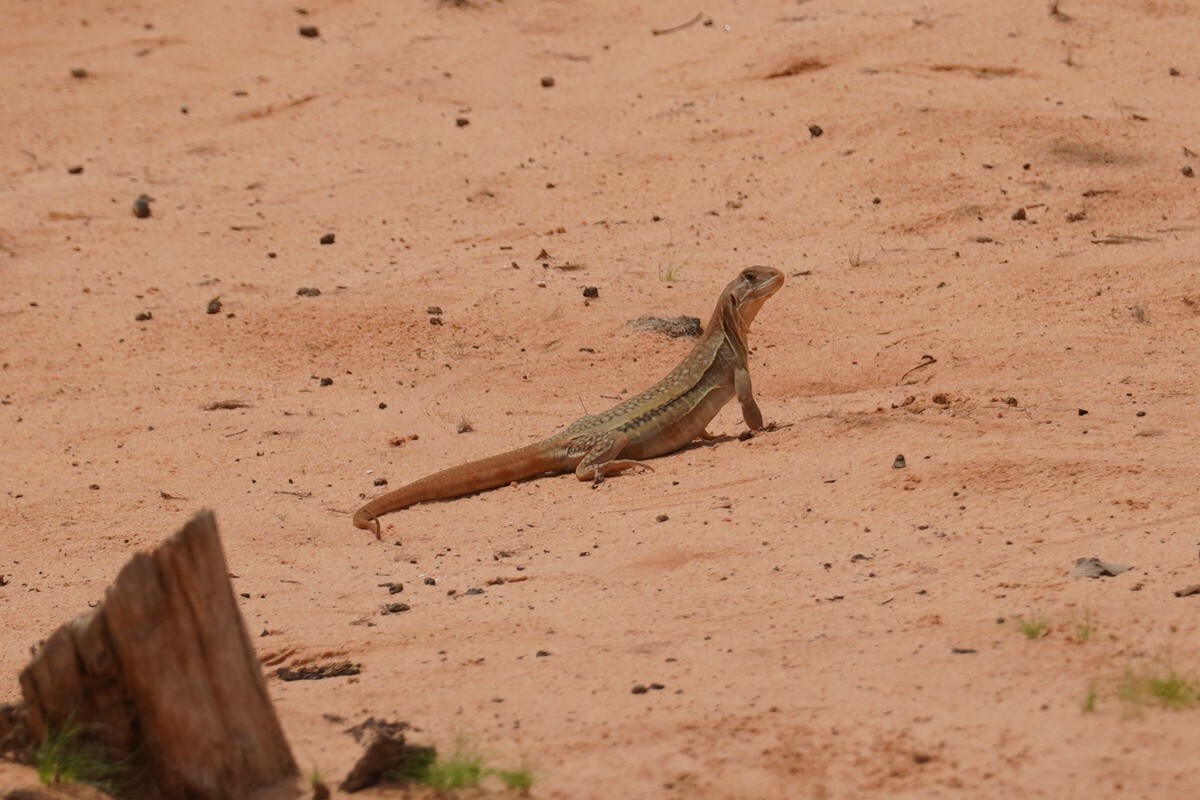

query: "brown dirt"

left=3, top=1, right=1199, bottom=798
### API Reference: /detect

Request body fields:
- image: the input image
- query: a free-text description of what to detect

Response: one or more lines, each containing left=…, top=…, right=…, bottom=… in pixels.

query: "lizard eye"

left=742, top=269, right=757, bottom=282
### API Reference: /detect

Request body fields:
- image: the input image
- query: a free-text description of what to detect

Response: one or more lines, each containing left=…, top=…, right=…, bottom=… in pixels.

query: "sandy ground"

left=3, top=0, right=1200, bottom=797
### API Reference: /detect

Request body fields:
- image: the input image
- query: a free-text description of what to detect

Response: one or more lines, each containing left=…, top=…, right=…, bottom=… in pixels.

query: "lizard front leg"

left=734, top=366, right=764, bottom=430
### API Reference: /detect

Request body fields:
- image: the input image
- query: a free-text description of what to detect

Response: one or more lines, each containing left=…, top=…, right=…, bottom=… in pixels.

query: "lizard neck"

left=709, top=286, right=751, bottom=363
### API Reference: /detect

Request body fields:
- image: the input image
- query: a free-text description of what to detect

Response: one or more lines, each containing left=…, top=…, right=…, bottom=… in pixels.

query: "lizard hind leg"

left=572, top=431, right=651, bottom=483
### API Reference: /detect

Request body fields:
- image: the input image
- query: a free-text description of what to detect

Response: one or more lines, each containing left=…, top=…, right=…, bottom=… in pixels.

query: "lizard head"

left=727, top=265, right=784, bottom=329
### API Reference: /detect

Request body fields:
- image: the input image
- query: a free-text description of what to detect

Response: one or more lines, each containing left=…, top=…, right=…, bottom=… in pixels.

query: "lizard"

left=353, top=265, right=784, bottom=539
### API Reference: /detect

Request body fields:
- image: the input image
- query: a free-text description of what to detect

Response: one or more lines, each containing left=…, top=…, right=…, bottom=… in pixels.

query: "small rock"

left=656, top=514, right=669, bottom=523
left=319, top=232, right=335, bottom=245
left=536, top=650, right=551, bottom=657
left=373, top=477, right=387, bottom=486
left=134, top=311, right=153, bottom=321
left=277, top=660, right=361, bottom=681
left=1173, top=584, right=1200, bottom=597
left=583, top=286, right=599, bottom=298
left=339, top=720, right=434, bottom=793
left=628, top=315, right=702, bottom=339
left=892, top=454, right=907, bottom=469
left=206, top=297, right=222, bottom=314
left=132, top=194, right=152, bottom=218
left=465, top=587, right=484, bottom=596
left=319, top=377, right=333, bottom=386
left=1011, top=207, right=1027, bottom=221
left=70, top=67, right=89, bottom=79
left=631, top=684, right=649, bottom=695
left=808, top=124, right=823, bottom=138
left=541, top=76, right=555, bottom=87
left=297, top=286, right=321, bottom=297
left=380, top=602, right=410, bottom=615
left=1077, top=408, right=1088, bottom=416
left=1069, top=557, right=1132, bottom=579
left=67, top=165, right=84, bottom=174
left=299, top=25, right=320, bottom=37
left=455, top=117, right=470, bottom=127
left=423, top=577, right=436, bottom=586
left=1183, top=165, right=1195, bottom=178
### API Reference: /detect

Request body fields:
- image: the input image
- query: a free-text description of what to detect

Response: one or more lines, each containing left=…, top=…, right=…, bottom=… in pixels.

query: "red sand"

left=3, top=1, right=1199, bottom=798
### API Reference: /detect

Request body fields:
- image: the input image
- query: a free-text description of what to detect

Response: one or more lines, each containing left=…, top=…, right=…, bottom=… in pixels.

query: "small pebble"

left=373, top=477, right=388, bottom=486
left=455, top=117, right=470, bottom=127
left=465, top=587, right=484, bottom=596
left=206, top=297, right=222, bottom=314
left=70, top=67, right=89, bottom=79
left=134, top=311, right=153, bottom=321
left=892, top=454, right=907, bottom=469
left=583, top=286, right=599, bottom=298
left=319, top=377, right=333, bottom=386
left=299, top=25, right=320, bottom=38
left=297, top=286, right=321, bottom=297
left=536, top=650, right=551, bottom=657
left=67, top=166, right=84, bottom=175
left=631, top=684, right=649, bottom=695
left=1011, top=207, right=1027, bottom=221
left=423, top=577, right=436, bottom=586
left=1184, top=165, right=1195, bottom=178
left=656, top=514, right=669, bottom=522
left=132, top=194, right=152, bottom=218
left=380, top=602, right=410, bottom=615
left=541, top=76, right=555, bottom=87
left=319, top=233, right=335, bottom=245
left=808, top=124, right=823, bottom=138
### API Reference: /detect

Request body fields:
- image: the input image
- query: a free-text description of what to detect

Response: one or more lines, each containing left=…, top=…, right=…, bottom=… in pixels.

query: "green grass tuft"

left=397, top=737, right=534, bottom=794
left=1118, top=664, right=1200, bottom=710
left=495, top=765, right=535, bottom=793
left=1072, top=609, right=1096, bottom=643
left=35, top=722, right=119, bottom=792
left=1081, top=682, right=1098, bottom=713
left=1015, top=613, right=1050, bottom=640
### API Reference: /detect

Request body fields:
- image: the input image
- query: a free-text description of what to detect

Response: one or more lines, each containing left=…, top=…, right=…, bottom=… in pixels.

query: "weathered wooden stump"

left=18, top=510, right=297, bottom=798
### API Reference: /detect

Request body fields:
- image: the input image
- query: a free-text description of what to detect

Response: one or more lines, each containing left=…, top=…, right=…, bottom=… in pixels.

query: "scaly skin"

left=353, top=266, right=784, bottom=539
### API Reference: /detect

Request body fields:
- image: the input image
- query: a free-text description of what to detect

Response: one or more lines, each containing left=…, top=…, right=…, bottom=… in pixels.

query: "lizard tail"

left=353, top=442, right=563, bottom=539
